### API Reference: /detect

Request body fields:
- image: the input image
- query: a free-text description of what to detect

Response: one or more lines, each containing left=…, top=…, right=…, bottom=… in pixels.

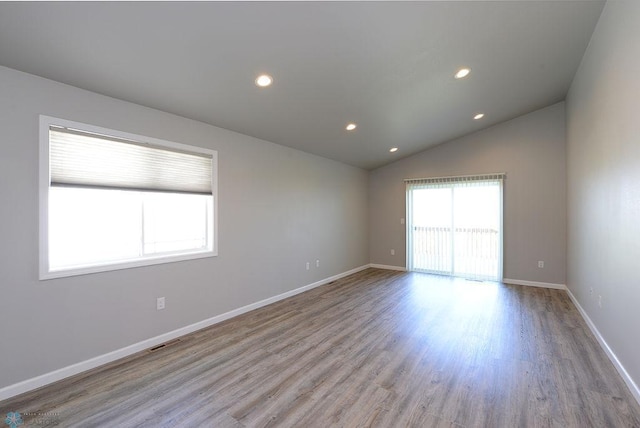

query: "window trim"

left=39, top=115, right=218, bottom=280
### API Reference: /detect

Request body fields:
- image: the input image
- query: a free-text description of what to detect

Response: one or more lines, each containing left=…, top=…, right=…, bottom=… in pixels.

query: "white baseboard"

left=565, top=288, right=640, bottom=406
left=502, top=278, right=567, bottom=290
left=369, top=263, right=407, bottom=272
left=0, top=264, right=370, bottom=402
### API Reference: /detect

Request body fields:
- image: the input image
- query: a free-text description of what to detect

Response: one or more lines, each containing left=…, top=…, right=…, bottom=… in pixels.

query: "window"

left=406, top=174, right=503, bottom=281
left=39, top=116, right=217, bottom=279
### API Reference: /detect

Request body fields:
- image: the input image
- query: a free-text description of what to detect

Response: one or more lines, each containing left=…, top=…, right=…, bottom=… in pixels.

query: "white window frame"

left=39, top=115, right=218, bottom=280
left=405, top=174, right=504, bottom=281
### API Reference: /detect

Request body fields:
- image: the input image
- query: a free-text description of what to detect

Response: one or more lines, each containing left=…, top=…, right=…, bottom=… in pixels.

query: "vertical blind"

left=49, top=126, right=213, bottom=195
left=406, top=174, right=504, bottom=281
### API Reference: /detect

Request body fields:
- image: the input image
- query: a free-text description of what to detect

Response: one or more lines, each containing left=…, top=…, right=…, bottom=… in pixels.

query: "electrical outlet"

left=306, top=262, right=310, bottom=270
left=598, top=295, right=602, bottom=308
left=391, top=249, right=395, bottom=256
left=157, top=297, right=165, bottom=311
left=316, top=260, right=320, bottom=268
left=401, top=218, right=405, bottom=225
left=590, top=287, right=594, bottom=296
left=538, top=261, right=544, bottom=268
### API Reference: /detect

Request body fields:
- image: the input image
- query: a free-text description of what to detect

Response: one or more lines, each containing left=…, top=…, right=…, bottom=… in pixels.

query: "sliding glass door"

left=406, top=174, right=503, bottom=281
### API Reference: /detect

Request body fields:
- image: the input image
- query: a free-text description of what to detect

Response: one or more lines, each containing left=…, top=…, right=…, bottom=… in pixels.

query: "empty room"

left=1, top=1, right=639, bottom=427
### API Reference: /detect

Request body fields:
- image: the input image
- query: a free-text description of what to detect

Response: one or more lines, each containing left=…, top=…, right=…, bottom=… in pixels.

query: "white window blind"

left=50, top=127, right=213, bottom=195
left=405, top=174, right=505, bottom=186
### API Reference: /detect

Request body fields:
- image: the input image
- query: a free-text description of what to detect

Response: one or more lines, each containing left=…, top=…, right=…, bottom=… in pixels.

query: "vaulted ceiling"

left=0, top=1, right=604, bottom=169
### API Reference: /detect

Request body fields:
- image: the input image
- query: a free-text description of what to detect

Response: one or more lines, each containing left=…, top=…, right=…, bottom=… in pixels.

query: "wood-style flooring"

left=2, top=268, right=640, bottom=427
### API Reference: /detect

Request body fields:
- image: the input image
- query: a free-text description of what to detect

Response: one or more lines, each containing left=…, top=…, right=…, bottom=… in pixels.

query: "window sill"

left=40, top=249, right=217, bottom=280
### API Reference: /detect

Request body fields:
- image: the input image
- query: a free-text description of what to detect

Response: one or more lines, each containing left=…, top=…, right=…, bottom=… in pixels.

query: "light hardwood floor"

left=2, top=268, right=640, bottom=427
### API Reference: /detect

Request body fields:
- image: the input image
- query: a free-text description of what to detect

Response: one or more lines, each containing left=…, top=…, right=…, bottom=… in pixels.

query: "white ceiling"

left=0, top=1, right=604, bottom=170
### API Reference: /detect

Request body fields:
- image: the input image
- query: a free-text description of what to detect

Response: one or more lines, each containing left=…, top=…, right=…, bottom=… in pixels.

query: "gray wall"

left=0, top=66, right=369, bottom=389
left=369, top=102, right=567, bottom=284
left=566, top=1, right=640, bottom=389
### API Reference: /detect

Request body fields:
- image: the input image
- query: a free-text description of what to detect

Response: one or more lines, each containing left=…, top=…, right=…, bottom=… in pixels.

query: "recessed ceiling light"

left=389, top=147, right=398, bottom=153
left=255, top=74, right=273, bottom=87
left=473, top=113, right=485, bottom=120
left=454, top=68, right=471, bottom=79
left=346, top=123, right=357, bottom=131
